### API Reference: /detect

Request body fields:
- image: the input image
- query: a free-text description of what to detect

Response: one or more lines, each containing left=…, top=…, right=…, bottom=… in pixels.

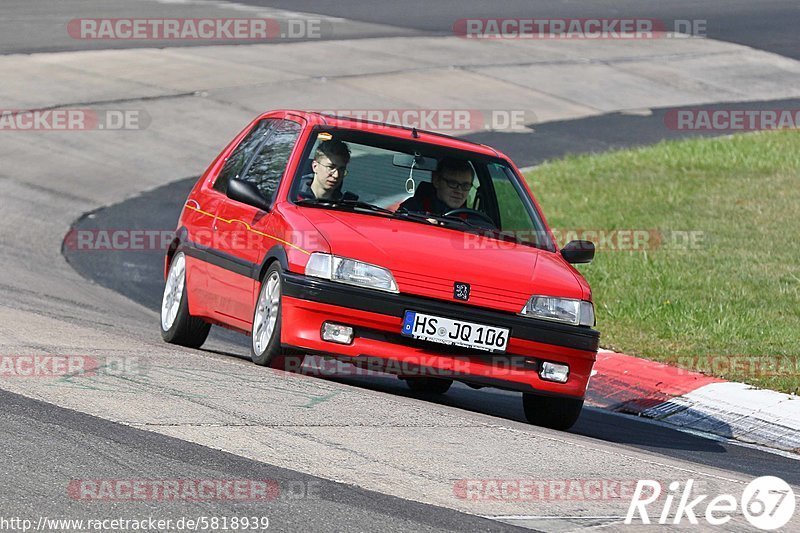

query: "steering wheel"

left=442, top=208, right=497, bottom=228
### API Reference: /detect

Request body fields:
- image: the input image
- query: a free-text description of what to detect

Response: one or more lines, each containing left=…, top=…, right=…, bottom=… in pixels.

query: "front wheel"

left=160, top=251, right=211, bottom=348
left=251, top=264, right=303, bottom=371
left=522, top=393, right=583, bottom=430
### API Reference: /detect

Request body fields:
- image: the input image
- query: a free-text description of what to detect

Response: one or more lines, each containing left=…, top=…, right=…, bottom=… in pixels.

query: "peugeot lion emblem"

left=453, top=282, right=470, bottom=301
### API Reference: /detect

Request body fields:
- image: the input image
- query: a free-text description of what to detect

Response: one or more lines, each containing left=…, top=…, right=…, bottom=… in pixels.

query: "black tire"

left=405, top=377, right=453, bottom=394
left=251, top=263, right=304, bottom=371
left=160, top=251, right=211, bottom=348
left=522, top=393, right=583, bottom=430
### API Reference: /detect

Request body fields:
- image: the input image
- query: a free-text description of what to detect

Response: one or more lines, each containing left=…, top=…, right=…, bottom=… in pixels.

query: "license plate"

left=401, top=311, right=510, bottom=353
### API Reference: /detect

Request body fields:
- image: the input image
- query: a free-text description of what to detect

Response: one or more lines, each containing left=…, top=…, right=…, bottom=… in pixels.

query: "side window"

left=241, top=119, right=302, bottom=202
left=487, top=163, right=536, bottom=233
left=213, top=119, right=275, bottom=194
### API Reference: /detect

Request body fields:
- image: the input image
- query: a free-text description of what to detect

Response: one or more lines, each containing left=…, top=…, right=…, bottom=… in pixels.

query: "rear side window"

left=240, top=119, right=302, bottom=202
left=213, top=119, right=275, bottom=194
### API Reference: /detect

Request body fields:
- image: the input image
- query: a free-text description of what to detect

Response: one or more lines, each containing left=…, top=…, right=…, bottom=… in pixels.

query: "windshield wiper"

left=340, top=199, right=394, bottom=215
left=296, top=198, right=394, bottom=215
left=393, top=208, right=461, bottom=225
left=392, top=209, right=452, bottom=226
left=394, top=210, right=526, bottom=244
left=438, top=216, right=519, bottom=243
left=394, top=210, right=483, bottom=229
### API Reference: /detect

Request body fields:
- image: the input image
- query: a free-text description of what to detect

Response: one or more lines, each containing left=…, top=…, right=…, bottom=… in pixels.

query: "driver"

left=398, top=157, right=474, bottom=215
left=296, top=139, right=356, bottom=201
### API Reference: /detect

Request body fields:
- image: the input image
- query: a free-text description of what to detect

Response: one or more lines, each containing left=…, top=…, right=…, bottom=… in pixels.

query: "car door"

left=184, top=117, right=276, bottom=313
left=209, top=118, right=303, bottom=326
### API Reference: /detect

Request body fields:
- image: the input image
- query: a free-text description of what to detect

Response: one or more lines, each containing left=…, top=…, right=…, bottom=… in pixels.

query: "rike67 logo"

left=626, top=476, right=795, bottom=530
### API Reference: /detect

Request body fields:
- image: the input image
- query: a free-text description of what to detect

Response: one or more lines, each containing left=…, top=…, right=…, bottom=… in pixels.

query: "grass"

left=524, top=130, right=800, bottom=394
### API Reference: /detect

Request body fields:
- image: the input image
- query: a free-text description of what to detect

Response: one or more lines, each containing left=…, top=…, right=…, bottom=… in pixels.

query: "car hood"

left=299, top=208, right=586, bottom=313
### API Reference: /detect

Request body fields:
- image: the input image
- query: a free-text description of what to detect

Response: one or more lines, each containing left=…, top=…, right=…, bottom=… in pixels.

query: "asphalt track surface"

left=3, top=0, right=799, bottom=60
left=209, top=0, right=800, bottom=60
left=0, top=389, right=521, bottom=532
left=5, top=0, right=800, bottom=530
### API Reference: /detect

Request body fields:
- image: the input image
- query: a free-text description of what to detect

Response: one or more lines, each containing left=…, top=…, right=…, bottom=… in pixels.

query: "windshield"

left=289, top=128, right=554, bottom=251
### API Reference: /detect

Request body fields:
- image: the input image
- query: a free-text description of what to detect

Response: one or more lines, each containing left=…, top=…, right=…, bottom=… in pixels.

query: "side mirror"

left=561, top=240, right=595, bottom=264
left=227, top=179, right=270, bottom=211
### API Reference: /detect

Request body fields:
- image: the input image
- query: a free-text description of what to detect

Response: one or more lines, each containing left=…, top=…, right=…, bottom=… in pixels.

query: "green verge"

left=524, top=130, right=800, bottom=394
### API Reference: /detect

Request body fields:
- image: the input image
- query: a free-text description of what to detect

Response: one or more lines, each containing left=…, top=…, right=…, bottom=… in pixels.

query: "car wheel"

left=160, top=251, right=211, bottom=348
left=405, top=377, right=453, bottom=394
left=251, top=263, right=304, bottom=371
left=522, top=393, right=583, bottom=430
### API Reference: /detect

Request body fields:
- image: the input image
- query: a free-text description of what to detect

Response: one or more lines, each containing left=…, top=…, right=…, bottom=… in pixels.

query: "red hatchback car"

left=161, top=110, right=599, bottom=430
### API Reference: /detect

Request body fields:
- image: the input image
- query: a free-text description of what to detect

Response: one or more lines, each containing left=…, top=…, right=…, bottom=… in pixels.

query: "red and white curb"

left=586, top=350, right=800, bottom=454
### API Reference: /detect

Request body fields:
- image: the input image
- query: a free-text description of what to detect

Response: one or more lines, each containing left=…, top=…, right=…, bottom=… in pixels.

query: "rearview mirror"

left=561, top=240, right=595, bottom=264
left=227, top=179, right=270, bottom=211
left=392, top=153, right=437, bottom=171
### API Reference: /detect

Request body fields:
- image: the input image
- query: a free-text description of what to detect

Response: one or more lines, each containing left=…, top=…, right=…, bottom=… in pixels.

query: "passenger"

left=398, top=157, right=474, bottom=215
left=296, top=140, right=356, bottom=201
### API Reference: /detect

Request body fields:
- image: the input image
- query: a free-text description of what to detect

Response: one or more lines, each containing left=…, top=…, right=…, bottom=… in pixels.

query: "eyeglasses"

left=440, top=177, right=473, bottom=191
left=316, top=160, right=348, bottom=176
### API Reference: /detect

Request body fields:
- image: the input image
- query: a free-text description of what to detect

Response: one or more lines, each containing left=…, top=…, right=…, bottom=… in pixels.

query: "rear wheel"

left=404, top=377, right=453, bottom=394
left=160, top=251, right=211, bottom=348
left=251, top=263, right=304, bottom=371
left=522, top=393, right=583, bottom=430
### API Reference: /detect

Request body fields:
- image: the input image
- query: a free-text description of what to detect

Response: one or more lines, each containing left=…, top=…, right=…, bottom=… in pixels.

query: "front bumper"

left=281, top=272, right=599, bottom=398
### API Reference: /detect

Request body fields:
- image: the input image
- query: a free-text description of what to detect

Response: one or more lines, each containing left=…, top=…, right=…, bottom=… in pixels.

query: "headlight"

left=520, top=296, right=594, bottom=326
left=305, top=252, right=398, bottom=293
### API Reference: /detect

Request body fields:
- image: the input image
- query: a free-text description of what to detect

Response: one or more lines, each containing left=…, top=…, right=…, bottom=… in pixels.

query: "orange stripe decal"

left=184, top=203, right=311, bottom=255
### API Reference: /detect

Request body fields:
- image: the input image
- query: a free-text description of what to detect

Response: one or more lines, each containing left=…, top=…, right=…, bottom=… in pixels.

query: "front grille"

left=393, top=270, right=530, bottom=313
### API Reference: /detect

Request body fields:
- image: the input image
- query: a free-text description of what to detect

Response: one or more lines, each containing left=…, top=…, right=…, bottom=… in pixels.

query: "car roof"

left=277, top=110, right=507, bottom=160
